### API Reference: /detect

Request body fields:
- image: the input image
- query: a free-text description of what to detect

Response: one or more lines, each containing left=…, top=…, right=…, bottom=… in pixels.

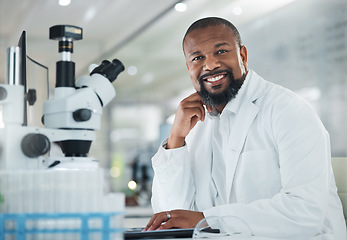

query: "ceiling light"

left=127, top=66, right=138, bottom=76
left=232, top=7, right=243, bottom=16
left=128, top=180, right=137, bottom=190
left=175, top=3, right=187, bottom=12
left=84, top=7, right=97, bottom=22
left=59, top=0, right=71, bottom=6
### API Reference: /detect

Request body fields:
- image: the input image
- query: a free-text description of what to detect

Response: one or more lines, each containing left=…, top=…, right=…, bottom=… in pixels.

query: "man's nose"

left=203, top=55, right=221, bottom=71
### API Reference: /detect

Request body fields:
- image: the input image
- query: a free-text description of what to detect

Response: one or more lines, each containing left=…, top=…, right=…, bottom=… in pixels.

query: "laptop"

left=124, top=227, right=220, bottom=239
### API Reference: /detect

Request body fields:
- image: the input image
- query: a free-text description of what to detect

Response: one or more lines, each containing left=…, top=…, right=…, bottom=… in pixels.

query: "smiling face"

left=183, top=24, right=248, bottom=109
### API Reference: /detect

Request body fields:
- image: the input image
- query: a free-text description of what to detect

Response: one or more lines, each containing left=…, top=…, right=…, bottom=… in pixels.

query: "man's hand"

left=167, top=92, right=206, bottom=149
left=143, top=210, right=204, bottom=231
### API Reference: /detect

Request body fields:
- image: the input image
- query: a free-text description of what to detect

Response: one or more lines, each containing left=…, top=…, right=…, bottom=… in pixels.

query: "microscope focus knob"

left=21, top=133, right=51, bottom=158
left=73, top=108, right=92, bottom=122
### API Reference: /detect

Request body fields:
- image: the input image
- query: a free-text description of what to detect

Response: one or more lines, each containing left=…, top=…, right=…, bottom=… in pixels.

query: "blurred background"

left=1, top=0, right=347, bottom=208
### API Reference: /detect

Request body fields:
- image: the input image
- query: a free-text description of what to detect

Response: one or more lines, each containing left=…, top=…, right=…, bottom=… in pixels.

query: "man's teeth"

left=206, top=75, right=224, bottom=82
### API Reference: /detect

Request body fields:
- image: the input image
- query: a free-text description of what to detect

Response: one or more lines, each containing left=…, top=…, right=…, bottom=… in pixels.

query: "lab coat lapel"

left=225, top=72, right=263, bottom=202
left=225, top=101, right=258, bottom=202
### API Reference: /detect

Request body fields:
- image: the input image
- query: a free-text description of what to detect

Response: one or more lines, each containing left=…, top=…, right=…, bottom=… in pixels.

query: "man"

left=144, top=17, right=346, bottom=239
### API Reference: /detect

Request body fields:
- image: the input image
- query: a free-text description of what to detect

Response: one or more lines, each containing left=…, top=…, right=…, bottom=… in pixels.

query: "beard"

left=197, top=69, right=246, bottom=107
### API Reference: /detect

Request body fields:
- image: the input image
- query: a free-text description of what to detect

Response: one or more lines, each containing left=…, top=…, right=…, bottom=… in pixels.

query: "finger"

left=143, top=214, right=157, bottom=231
left=144, top=212, right=166, bottom=231
left=184, top=107, right=203, bottom=122
left=180, top=93, right=206, bottom=121
left=181, top=101, right=205, bottom=122
left=186, top=105, right=205, bottom=122
left=183, top=92, right=201, bottom=102
left=201, top=104, right=206, bottom=121
left=181, top=94, right=204, bottom=107
left=205, top=105, right=213, bottom=113
left=147, top=213, right=168, bottom=231
left=158, top=219, right=175, bottom=230
left=190, top=93, right=206, bottom=121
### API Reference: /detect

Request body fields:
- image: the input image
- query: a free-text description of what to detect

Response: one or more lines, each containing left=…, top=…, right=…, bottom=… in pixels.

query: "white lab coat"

left=151, top=70, right=346, bottom=239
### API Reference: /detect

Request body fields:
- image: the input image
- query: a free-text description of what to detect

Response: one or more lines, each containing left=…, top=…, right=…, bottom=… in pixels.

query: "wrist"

left=167, top=134, right=185, bottom=149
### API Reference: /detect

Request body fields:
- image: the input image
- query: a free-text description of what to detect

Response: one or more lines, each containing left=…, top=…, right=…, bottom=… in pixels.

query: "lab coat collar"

left=224, top=70, right=265, bottom=114
left=223, top=72, right=249, bottom=115
left=244, top=70, right=268, bottom=103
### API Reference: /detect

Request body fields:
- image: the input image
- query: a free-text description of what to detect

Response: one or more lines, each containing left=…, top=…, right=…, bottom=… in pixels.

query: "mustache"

left=198, top=69, right=234, bottom=83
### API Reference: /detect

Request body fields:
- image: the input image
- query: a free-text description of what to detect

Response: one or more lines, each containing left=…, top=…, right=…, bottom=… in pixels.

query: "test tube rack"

left=0, top=212, right=124, bottom=240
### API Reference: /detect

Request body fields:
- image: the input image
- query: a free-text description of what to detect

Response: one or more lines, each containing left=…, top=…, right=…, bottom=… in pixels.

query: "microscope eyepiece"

left=90, top=60, right=110, bottom=75
left=110, top=59, right=125, bottom=80
left=90, top=59, right=124, bottom=83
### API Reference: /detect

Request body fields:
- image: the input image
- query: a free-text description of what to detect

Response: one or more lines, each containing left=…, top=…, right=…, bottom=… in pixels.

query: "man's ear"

left=240, top=45, right=248, bottom=69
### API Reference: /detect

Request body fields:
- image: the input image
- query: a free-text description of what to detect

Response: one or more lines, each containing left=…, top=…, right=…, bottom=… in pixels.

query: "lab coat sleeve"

left=203, top=96, right=338, bottom=238
left=151, top=139, right=196, bottom=213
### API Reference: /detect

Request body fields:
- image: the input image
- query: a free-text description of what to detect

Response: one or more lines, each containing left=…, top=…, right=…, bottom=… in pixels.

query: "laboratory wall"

left=240, top=0, right=347, bottom=156
left=89, top=0, right=347, bottom=201
left=1, top=0, right=346, bottom=208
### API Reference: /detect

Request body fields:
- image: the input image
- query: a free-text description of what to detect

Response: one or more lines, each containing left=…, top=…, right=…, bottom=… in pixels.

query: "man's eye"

left=192, top=56, right=203, bottom=61
left=217, top=49, right=228, bottom=54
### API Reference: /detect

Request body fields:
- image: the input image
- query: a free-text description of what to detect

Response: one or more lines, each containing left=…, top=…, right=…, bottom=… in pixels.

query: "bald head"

left=182, top=17, right=242, bottom=52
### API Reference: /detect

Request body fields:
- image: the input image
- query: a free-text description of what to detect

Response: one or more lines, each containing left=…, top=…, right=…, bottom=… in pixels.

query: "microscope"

left=0, top=25, right=124, bottom=170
